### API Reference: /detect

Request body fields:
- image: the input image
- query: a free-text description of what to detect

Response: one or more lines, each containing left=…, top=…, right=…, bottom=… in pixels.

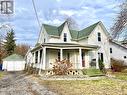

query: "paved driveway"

left=0, top=72, right=57, bottom=95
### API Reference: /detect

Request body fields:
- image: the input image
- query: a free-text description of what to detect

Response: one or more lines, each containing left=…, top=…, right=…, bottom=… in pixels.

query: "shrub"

left=98, top=59, right=105, bottom=73
left=52, top=59, right=72, bottom=75
left=82, top=68, right=104, bottom=77
left=111, top=58, right=127, bottom=72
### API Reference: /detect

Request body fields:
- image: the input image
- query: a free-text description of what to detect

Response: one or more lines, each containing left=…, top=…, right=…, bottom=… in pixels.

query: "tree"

left=4, top=29, right=16, bottom=56
left=111, top=0, right=127, bottom=40
left=65, top=17, right=79, bottom=30
left=14, top=44, right=30, bottom=57
left=0, top=34, right=5, bottom=63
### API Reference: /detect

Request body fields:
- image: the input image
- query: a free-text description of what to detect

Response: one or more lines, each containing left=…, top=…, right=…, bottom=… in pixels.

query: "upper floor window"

left=98, top=32, right=101, bottom=41
left=110, top=48, right=112, bottom=53
left=64, top=33, right=67, bottom=42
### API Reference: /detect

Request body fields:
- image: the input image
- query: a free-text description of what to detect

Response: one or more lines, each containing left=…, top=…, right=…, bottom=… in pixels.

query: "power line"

left=31, top=0, right=41, bottom=28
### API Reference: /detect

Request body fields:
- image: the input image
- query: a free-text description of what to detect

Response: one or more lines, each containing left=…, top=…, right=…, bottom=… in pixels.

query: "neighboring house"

left=26, top=21, right=113, bottom=75
left=121, top=40, right=127, bottom=47
left=109, top=40, right=127, bottom=64
left=2, top=54, right=25, bottom=71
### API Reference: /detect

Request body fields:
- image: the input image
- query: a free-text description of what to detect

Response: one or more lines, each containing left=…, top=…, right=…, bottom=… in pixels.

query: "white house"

left=26, top=21, right=127, bottom=75
left=109, top=40, right=127, bottom=64
left=2, top=54, right=25, bottom=71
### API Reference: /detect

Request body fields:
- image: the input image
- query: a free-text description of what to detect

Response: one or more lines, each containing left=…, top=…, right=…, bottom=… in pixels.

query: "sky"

left=0, top=0, right=123, bottom=46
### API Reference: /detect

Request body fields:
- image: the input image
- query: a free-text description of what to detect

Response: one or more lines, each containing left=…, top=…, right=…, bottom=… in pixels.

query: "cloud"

left=6, top=0, right=122, bottom=46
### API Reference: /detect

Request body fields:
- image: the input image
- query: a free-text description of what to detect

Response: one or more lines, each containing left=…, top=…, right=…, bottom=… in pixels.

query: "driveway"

left=0, top=72, right=57, bottom=95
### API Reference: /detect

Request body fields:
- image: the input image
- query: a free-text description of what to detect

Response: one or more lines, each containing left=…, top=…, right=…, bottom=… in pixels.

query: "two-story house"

left=26, top=21, right=113, bottom=75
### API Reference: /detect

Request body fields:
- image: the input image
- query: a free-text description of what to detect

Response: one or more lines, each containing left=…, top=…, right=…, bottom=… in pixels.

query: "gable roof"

left=43, top=21, right=66, bottom=37
left=43, top=21, right=104, bottom=40
left=77, top=22, right=99, bottom=40
left=3, top=54, right=24, bottom=61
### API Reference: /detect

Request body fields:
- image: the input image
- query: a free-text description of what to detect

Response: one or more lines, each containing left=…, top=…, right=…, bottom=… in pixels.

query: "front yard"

left=0, top=72, right=4, bottom=78
left=38, top=73, right=127, bottom=95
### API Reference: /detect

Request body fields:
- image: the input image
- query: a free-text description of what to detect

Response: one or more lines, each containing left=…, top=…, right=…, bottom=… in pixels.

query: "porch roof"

left=31, top=43, right=99, bottom=52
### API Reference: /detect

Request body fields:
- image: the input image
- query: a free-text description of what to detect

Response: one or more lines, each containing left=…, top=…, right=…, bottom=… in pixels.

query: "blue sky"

left=0, top=0, right=123, bottom=46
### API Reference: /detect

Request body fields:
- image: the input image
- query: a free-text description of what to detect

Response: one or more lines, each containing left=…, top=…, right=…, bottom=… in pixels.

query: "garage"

left=2, top=54, right=25, bottom=71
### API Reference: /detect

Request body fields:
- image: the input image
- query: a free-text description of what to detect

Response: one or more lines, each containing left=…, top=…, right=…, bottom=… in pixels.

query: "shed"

left=2, top=54, right=25, bottom=71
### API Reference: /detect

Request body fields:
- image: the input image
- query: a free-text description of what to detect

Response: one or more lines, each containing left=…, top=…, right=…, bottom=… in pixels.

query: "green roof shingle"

left=43, top=21, right=100, bottom=40
left=3, top=54, right=24, bottom=61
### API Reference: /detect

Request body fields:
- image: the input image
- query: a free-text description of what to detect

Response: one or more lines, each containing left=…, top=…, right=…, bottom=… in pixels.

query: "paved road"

left=0, top=72, right=57, bottom=95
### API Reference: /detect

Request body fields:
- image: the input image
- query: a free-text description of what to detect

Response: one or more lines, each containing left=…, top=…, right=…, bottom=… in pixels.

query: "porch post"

left=79, top=48, right=82, bottom=69
left=39, top=49, right=43, bottom=75
left=85, top=51, right=90, bottom=68
left=60, top=48, right=63, bottom=61
left=42, top=47, right=46, bottom=70
left=95, top=50, right=99, bottom=69
left=38, top=50, right=40, bottom=64
left=32, top=52, right=35, bottom=68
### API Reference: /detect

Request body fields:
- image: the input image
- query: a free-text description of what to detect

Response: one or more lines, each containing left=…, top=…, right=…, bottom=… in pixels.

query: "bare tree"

left=111, top=0, right=127, bottom=40
left=14, top=44, right=30, bottom=57
left=65, top=17, right=79, bottom=30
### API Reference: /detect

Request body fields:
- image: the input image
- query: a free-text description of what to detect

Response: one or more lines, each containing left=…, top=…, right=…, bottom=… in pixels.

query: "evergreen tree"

left=4, top=29, right=16, bottom=56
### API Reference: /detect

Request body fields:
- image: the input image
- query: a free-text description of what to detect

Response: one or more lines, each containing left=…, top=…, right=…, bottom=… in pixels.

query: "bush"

left=98, top=59, right=105, bottom=73
left=111, top=58, right=127, bottom=72
left=82, top=68, right=104, bottom=77
left=52, top=59, right=72, bottom=75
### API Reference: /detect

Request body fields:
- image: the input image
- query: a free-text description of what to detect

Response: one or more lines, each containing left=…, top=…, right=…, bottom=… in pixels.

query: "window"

left=64, top=33, right=67, bottom=42
left=98, top=52, right=104, bottom=62
left=67, top=53, right=70, bottom=60
left=124, top=56, right=127, bottom=59
left=98, top=32, right=101, bottom=41
left=101, top=53, right=104, bottom=62
left=35, top=51, right=38, bottom=63
left=44, top=38, right=46, bottom=43
left=110, top=48, right=112, bottom=53
left=40, top=50, right=42, bottom=63
left=58, top=51, right=60, bottom=61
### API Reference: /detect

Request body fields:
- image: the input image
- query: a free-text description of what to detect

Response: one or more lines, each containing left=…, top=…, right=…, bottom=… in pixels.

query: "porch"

left=31, top=43, right=99, bottom=71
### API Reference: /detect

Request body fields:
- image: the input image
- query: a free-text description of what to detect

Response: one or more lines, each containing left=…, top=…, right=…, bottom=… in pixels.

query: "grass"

left=82, top=68, right=104, bottom=77
left=31, top=70, right=127, bottom=95
left=113, top=72, right=127, bottom=81
left=0, top=71, right=4, bottom=78
left=39, top=78, right=127, bottom=95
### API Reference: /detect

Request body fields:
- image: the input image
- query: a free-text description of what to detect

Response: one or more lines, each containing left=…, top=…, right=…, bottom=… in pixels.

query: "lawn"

left=0, top=71, right=4, bottom=78
left=39, top=77, right=127, bottom=95
left=113, top=72, right=127, bottom=81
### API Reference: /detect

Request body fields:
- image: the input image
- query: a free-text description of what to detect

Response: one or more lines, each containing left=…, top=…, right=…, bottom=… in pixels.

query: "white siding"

left=88, top=24, right=110, bottom=68
left=38, top=27, right=50, bottom=44
left=110, top=42, right=127, bottom=64
left=2, top=61, right=25, bottom=71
